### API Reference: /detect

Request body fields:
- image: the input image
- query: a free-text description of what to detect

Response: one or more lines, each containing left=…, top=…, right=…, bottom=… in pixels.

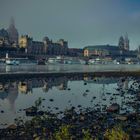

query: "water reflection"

left=0, top=75, right=139, bottom=128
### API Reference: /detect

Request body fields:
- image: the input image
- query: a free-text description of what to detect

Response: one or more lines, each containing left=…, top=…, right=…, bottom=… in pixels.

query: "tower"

left=124, top=33, right=129, bottom=51
left=118, top=36, right=124, bottom=50
left=7, top=17, right=19, bottom=44
left=118, top=34, right=130, bottom=51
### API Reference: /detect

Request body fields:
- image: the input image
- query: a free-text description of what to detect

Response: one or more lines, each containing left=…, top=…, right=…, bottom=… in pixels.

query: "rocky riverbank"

left=1, top=76, right=140, bottom=139
left=0, top=107, right=132, bottom=139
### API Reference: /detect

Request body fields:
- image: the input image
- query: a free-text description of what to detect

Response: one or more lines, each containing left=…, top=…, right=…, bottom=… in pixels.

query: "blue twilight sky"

left=0, top=0, right=140, bottom=49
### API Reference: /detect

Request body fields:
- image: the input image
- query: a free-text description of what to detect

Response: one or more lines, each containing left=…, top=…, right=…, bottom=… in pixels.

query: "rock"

left=49, top=99, right=54, bottom=102
left=33, top=133, right=38, bottom=138
left=7, top=124, right=17, bottom=129
left=55, top=107, right=59, bottom=110
left=83, top=93, right=88, bottom=97
left=116, top=116, right=127, bottom=121
left=77, top=105, right=81, bottom=108
left=67, top=88, right=71, bottom=91
left=1, top=110, right=4, bottom=113
left=127, top=113, right=137, bottom=121
left=25, top=106, right=37, bottom=116
left=106, top=103, right=120, bottom=113
left=132, top=134, right=140, bottom=140
left=34, top=136, right=41, bottom=140
left=106, top=92, right=111, bottom=95
left=84, top=82, right=87, bottom=85
left=37, top=111, right=44, bottom=115
left=19, top=131, right=25, bottom=136
left=86, top=89, right=89, bottom=92
left=137, top=93, right=140, bottom=100
left=80, top=115, right=85, bottom=121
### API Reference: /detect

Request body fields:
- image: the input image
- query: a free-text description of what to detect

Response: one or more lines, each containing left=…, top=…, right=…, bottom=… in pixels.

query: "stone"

left=1, top=110, right=4, bottom=113
left=106, top=103, right=120, bottom=113
left=132, top=134, right=140, bottom=140
left=7, top=124, right=17, bottom=129
left=25, top=106, right=37, bottom=116
left=116, top=116, right=127, bottom=121
left=49, top=99, right=54, bottom=102
left=84, top=82, right=87, bottom=85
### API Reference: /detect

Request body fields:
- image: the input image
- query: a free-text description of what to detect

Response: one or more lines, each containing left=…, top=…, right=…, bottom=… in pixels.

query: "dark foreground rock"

left=0, top=107, right=140, bottom=139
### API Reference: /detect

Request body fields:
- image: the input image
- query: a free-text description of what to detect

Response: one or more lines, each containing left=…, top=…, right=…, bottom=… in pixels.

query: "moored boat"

left=6, top=59, right=20, bottom=65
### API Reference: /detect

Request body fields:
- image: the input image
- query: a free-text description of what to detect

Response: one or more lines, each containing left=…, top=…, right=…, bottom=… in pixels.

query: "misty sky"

left=0, top=0, right=140, bottom=49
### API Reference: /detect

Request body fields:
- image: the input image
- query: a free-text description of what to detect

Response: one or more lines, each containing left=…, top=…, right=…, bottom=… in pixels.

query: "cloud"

left=0, top=0, right=140, bottom=49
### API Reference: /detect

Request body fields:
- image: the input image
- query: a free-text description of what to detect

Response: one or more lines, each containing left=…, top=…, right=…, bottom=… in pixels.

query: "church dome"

left=7, top=18, right=19, bottom=43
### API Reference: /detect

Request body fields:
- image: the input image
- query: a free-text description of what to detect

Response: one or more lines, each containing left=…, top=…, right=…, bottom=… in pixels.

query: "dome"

left=7, top=18, right=19, bottom=43
left=7, top=25, right=18, bottom=43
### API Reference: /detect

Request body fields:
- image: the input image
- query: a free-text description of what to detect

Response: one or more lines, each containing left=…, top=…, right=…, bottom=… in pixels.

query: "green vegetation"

left=52, top=125, right=72, bottom=140
left=34, top=97, right=45, bottom=110
left=82, top=129, right=93, bottom=140
left=104, top=126, right=129, bottom=140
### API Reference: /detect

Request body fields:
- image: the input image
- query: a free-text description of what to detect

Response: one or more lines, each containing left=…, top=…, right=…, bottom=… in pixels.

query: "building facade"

left=84, top=45, right=120, bottom=57
left=0, top=28, right=10, bottom=47
left=19, top=35, right=68, bottom=55
left=31, top=41, right=44, bottom=54
left=19, top=35, right=32, bottom=53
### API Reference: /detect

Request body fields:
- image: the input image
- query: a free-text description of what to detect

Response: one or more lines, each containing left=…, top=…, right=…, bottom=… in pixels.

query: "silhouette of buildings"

left=83, top=34, right=137, bottom=59
left=0, top=18, right=139, bottom=58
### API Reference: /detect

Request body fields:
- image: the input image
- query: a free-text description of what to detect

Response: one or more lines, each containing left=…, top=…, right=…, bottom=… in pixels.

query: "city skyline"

left=0, top=0, right=140, bottom=49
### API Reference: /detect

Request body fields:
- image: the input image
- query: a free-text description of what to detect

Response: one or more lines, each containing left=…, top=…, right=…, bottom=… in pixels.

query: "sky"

left=0, top=0, right=140, bottom=49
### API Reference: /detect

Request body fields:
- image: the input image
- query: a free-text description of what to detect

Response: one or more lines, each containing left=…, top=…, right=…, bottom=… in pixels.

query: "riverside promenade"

left=1, top=64, right=140, bottom=78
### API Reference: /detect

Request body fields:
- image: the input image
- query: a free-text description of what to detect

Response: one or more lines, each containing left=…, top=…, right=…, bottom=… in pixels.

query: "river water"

left=0, top=64, right=140, bottom=128
left=0, top=63, right=140, bottom=73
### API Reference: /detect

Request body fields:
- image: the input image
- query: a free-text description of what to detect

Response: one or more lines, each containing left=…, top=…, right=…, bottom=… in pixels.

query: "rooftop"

left=84, top=45, right=119, bottom=51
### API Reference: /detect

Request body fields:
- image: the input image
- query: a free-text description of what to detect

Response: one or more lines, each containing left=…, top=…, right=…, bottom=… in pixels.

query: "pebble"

left=49, top=99, right=54, bottom=102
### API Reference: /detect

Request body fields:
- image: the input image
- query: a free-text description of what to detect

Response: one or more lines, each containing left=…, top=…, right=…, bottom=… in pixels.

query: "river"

left=0, top=71, right=138, bottom=128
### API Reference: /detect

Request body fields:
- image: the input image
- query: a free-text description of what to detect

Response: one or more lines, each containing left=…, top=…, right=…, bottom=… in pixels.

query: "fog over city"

left=0, top=0, right=140, bottom=49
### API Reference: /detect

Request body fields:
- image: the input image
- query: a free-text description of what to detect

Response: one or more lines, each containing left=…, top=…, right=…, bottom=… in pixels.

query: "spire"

left=10, top=17, right=15, bottom=27
left=124, top=32, right=129, bottom=51
left=118, top=36, right=124, bottom=50
left=118, top=33, right=130, bottom=51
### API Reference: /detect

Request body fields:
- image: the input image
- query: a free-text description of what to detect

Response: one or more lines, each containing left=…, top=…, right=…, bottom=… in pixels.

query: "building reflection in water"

left=18, top=77, right=69, bottom=94
left=0, top=75, right=131, bottom=114
left=84, top=76, right=130, bottom=91
left=0, top=82, right=18, bottom=112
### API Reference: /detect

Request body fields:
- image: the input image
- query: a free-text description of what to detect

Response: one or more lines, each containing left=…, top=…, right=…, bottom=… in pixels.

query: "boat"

left=47, top=57, right=57, bottom=64
left=6, top=59, right=20, bottom=65
left=47, top=56, right=85, bottom=65
left=5, top=53, right=20, bottom=65
left=47, top=57, right=63, bottom=64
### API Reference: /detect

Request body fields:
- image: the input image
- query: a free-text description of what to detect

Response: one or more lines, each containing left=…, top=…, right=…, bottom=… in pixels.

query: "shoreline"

left=1, top=71, right=140, bottom=79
